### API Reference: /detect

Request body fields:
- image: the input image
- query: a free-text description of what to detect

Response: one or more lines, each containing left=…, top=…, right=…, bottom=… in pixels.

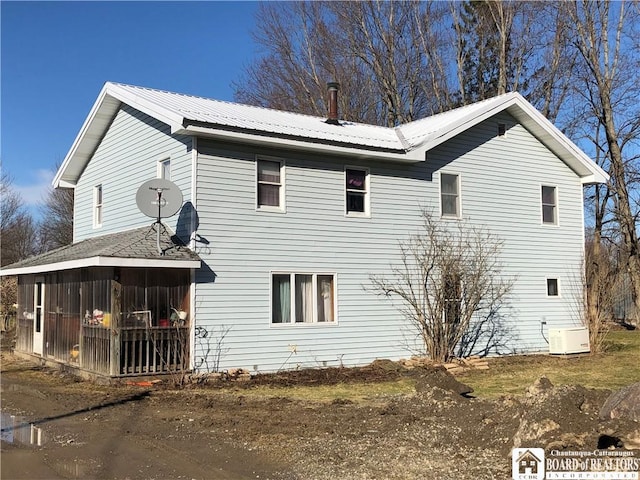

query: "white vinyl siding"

left=192, top=112, right=586, bottom=371
left=73, top=104, right=588, bottom=373
left=73, top=105, right=193, bottom=242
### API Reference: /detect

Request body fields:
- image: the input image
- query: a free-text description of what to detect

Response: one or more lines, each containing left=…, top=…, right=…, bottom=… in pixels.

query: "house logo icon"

left=512, top=448, right=545, bottom=480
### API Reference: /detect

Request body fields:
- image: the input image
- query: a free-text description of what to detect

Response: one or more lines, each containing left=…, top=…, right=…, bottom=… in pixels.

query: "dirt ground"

left=1, top=351, right=638, bottom=480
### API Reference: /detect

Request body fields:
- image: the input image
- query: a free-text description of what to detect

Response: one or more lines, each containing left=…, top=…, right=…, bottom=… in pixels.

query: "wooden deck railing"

left=80, top=325, right=189, bottom=377
left=120, top=326, right=189, bottom=376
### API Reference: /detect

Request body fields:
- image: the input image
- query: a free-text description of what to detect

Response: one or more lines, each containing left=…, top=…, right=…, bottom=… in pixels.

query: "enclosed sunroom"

left=1, top=226, right=200, bottom=378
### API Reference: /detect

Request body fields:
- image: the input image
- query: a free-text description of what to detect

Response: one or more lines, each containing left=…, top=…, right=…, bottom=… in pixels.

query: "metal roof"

left=0, top=225, right=201, bottom=276
left=53, top=82, right=609, bottom=188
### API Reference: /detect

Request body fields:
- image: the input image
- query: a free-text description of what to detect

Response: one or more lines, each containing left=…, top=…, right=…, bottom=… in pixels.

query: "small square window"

left=547, top=278, right=559, bottom=297
left=542, top=185, right=557, bottom=225
left=345, top=168, right=369, bottom=215
left=257, top=159, right=283, bottom=209
left=441, top=173, right=460, bottom=217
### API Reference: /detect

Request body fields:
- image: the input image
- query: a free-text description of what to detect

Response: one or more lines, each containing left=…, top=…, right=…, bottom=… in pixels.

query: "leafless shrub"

left=369, top=210, right=514, bottom=363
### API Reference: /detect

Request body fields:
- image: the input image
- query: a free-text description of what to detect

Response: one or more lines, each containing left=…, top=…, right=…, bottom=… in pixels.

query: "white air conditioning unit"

left=548, top=327, right=590, bottom=354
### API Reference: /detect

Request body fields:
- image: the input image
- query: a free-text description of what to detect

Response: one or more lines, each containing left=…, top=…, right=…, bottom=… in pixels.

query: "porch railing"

left=120, top=326, right=189, bottom=375
left=80, top=324, right=189, bottom=376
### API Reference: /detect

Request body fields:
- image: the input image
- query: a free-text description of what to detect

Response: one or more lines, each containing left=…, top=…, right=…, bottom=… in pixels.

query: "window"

left=272, top=273, right=335, bottom=324
left=547, top=278, right=559, bottom=297
left=158, top=158, right=171, bottom=179
left=541, top=185, right=557, bottom=224
left=345, top=168, right=369, bottom=215
left=443, top=271, right=462, bottom=324
left=440, top=173, right=460, bottom=217
left=93, top=184, right=103, bottom=227
left=257, top=159, right=283, bottom=209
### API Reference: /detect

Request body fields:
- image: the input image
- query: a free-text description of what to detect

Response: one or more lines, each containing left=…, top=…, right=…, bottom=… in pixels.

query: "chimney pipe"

left=326, top=82, right=340, bottom=125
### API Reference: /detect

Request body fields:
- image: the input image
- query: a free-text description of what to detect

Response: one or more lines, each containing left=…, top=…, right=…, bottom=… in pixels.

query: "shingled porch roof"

left=0, top=225, right=201, bottom=276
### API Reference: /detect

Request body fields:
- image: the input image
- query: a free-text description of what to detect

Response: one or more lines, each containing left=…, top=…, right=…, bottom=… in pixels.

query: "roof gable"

left=53, top=82, right=608, bottom=188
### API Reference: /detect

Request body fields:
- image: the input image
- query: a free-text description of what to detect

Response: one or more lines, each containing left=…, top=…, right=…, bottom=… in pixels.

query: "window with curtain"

left=271, top=273, right=335, bottom=324
left=541, top=185, right=557, bottom=225
left=345, top=168, right=369, bottom=215
left=257, top=159, right=283, bottom=208
left=440, top=173, right=459, bottom=217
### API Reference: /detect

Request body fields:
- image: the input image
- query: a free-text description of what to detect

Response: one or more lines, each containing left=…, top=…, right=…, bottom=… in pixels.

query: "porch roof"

left=0, top=225, right=201, bottom=276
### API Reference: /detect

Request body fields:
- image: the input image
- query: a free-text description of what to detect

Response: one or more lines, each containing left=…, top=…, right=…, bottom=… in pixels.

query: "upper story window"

left=257, top=159, right=284, bottom=210
left=547, top=278, right=559, bottom=297
left=541, top=185, right=557, bottom=225
left=158, top=158, right=171, bottom=180
left=345, top=168, right=369, bottom=216
left=440, top=173, right=460, bottom=217
left=272, top=272, right=336, bottom=324
left=93, top=184, right=103, bottom=228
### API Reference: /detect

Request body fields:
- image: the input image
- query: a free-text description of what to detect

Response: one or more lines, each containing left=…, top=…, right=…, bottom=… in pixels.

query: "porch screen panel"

left=16, top=276, right=35, bottom=352
left=46, top=271, right=82, bottom=363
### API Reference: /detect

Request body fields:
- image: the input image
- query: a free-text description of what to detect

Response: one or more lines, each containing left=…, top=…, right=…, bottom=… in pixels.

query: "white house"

left=1, top=82, right=608, bottom=377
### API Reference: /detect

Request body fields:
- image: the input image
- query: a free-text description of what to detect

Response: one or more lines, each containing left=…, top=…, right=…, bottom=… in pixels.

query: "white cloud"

left=15, top=169, right=55, bottom=207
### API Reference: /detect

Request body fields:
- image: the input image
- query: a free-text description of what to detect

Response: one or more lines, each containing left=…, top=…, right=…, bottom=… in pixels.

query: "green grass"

left=200, top=331, right=639, bottom=403
left=457, top=330, right=640, bottom=398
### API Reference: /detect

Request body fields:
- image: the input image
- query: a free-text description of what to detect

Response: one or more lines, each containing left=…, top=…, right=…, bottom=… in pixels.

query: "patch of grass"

left=458, top=330, right=640, bottom=399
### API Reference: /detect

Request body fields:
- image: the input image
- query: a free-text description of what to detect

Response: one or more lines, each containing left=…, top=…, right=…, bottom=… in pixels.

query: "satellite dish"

left=136, top=179, right=183, bottom=220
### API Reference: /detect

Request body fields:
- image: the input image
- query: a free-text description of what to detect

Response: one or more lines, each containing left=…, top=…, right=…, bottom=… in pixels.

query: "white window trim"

left=157, top=156, right=171, bottom=180
left=541, top=184, right=559, bottom=226
left=256, top=156, right=286, bottom=213
left=269, top=271, right=338, bottom=326
left=546, top=277, right=561, bottom=298
left=439, top=172, right=462, bottom=219
left=345, top=166, right=370, bottom=218
left=93, top=184, right=103, bottom=228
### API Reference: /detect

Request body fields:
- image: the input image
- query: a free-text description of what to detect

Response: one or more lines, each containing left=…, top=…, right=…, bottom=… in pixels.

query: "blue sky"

left=1, top=1, right=260, bottom=215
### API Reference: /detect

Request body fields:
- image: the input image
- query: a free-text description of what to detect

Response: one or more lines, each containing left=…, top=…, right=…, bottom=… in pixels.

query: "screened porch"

left=16, top=267, right=191, bottom=377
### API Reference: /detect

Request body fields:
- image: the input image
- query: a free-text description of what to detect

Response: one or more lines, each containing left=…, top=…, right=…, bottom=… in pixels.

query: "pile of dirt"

left=2, top=352, right=639, bottom=480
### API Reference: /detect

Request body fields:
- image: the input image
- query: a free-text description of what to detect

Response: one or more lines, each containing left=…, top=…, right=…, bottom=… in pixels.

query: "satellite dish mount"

left=136, top=179, right=183, bottom=255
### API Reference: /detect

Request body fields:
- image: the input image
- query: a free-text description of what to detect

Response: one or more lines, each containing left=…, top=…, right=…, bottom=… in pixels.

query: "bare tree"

left=369, top=211, right=514, bottom=362
left=38, top=182, right=74, bottom=251
left=563, top=0, right=640, bottom=325
left=234, top=1, right=455, bottom=126
left=0, top=171, right=38, bottom=267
